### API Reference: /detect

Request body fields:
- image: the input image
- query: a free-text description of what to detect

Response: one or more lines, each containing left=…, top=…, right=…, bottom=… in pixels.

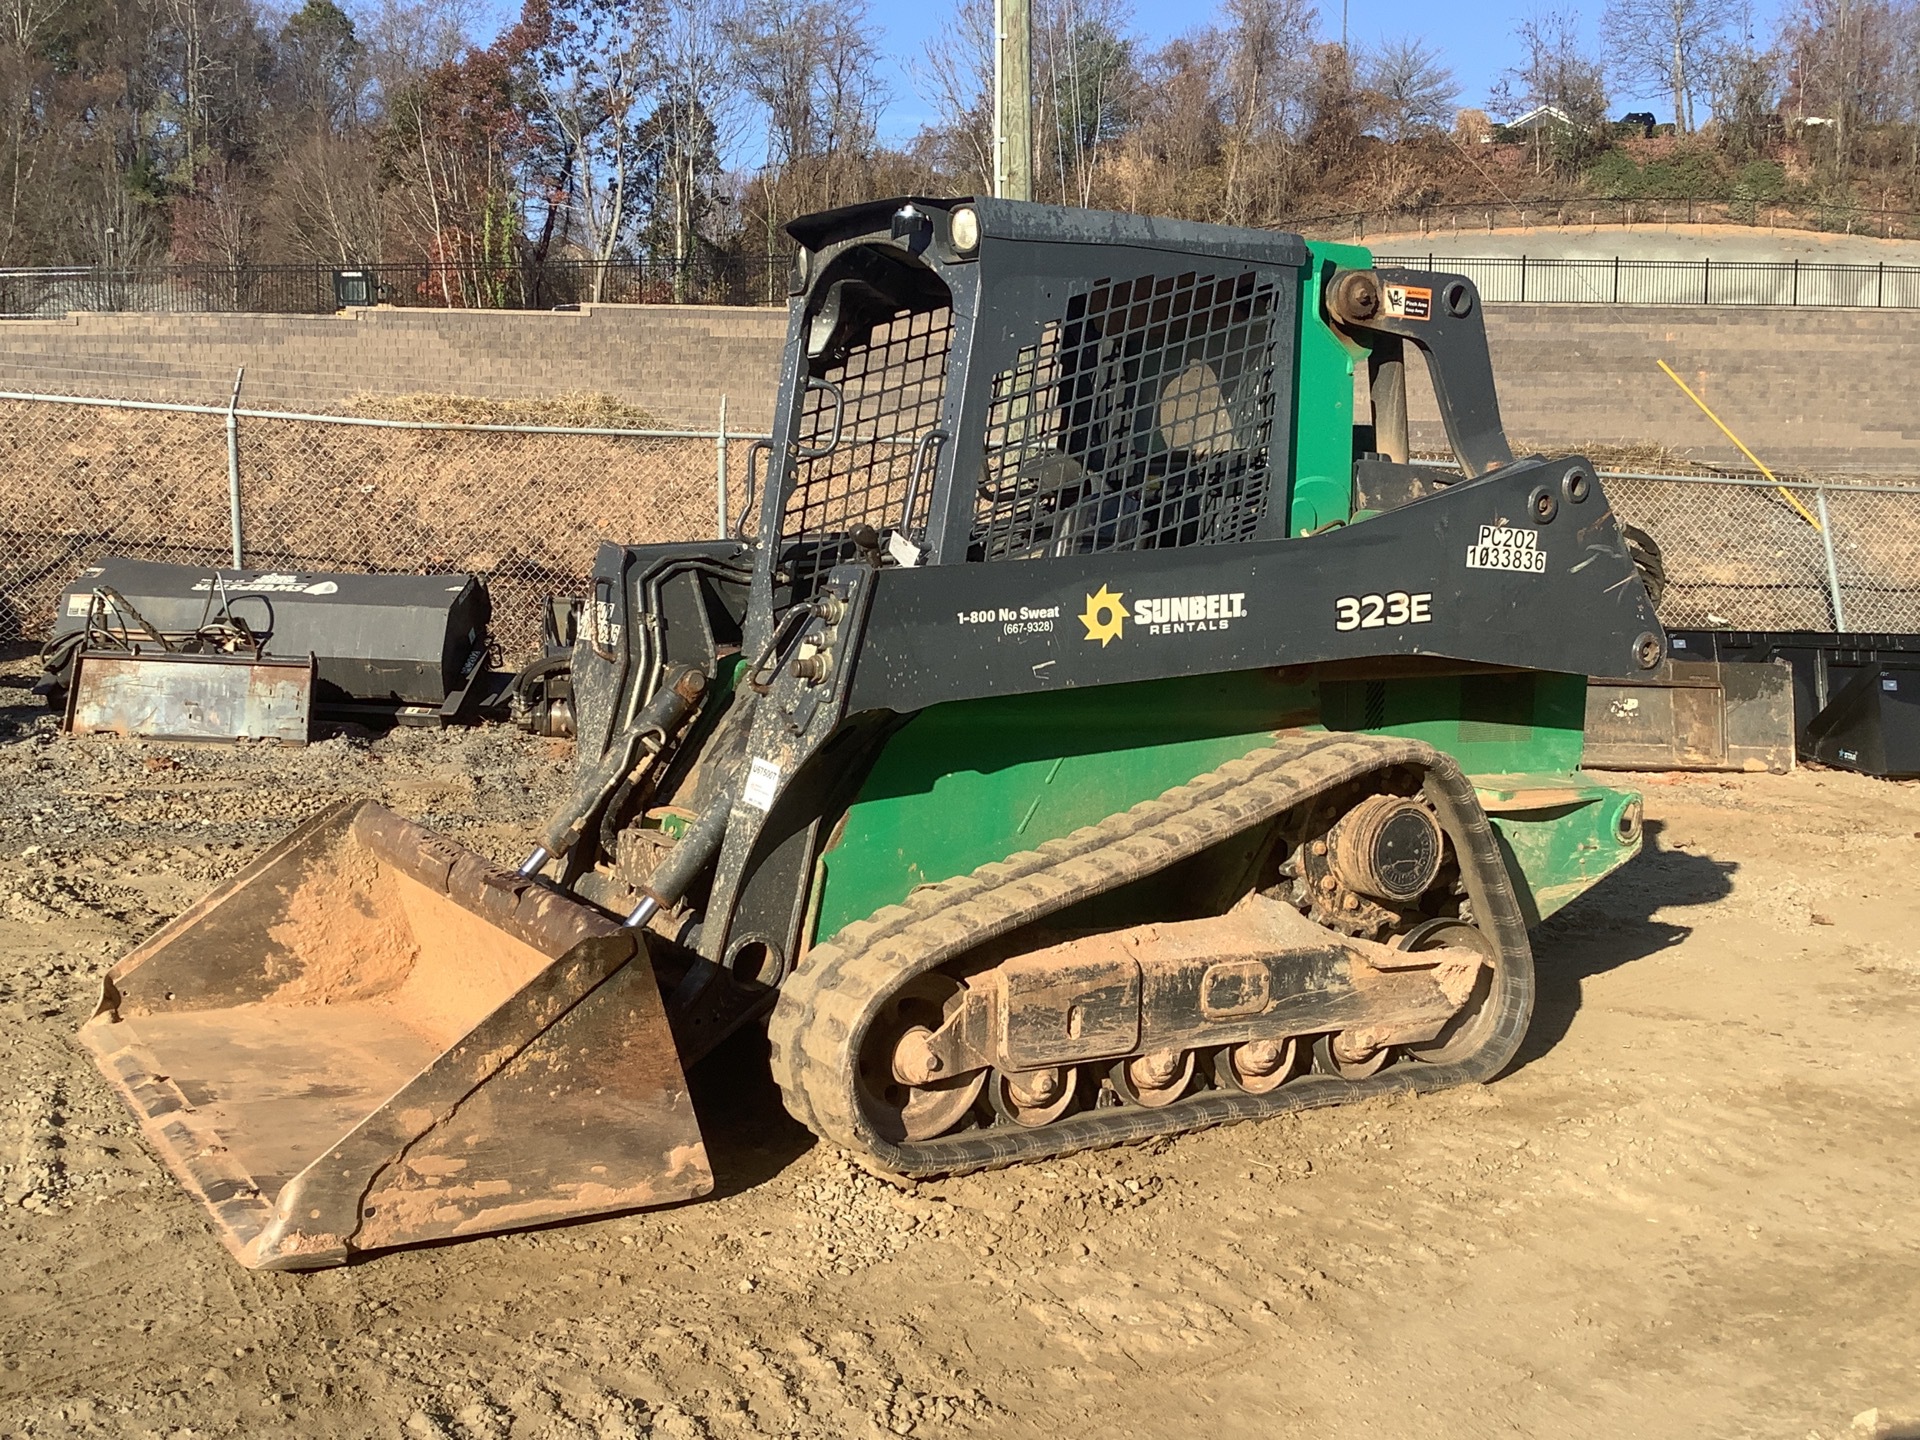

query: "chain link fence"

left=0, top=393, right=765, bottom=659
left=1604, top=472, right=1920, bottom=632
left=4, top=389, right=1918, bottom=664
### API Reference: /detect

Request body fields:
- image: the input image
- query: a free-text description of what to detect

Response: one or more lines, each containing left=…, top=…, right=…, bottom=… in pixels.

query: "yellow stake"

left=1657, top=359, right=1821, bottom=530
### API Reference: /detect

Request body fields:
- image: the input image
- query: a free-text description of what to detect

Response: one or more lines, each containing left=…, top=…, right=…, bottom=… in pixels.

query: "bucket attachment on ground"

left=1583, top=657, right=1796, bottom=774
left=77, top=800, right=711, bottom=1270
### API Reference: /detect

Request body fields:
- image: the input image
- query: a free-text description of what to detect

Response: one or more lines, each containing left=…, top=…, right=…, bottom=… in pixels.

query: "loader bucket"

left=1583, top=657, right=1797, bottom=774
left=76, top=800, right=711, bottom=1270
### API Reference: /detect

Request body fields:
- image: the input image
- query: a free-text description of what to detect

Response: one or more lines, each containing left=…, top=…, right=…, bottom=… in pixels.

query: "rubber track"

left=767, top=730, right=1536, bottom=1178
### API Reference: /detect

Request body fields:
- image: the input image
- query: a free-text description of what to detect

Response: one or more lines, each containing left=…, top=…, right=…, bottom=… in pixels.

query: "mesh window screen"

left=974, top=270, right=1281, bottom=561
left=779, top=304, right=953, bottom=590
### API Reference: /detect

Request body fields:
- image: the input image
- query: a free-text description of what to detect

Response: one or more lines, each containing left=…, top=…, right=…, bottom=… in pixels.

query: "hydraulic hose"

left=516, top=664, right=708, bottom=877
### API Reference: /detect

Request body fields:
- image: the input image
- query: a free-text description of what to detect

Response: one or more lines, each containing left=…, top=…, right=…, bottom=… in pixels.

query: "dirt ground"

left=2, top=654, right=1918, bottom=1440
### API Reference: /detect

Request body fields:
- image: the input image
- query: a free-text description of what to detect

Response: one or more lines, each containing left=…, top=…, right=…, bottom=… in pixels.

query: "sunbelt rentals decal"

left=1078, top=585, right=1248, bottom=646
left=954, top=584, right=1250, bottom=646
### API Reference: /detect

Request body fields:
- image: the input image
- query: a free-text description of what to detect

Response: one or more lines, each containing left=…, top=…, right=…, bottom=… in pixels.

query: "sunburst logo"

left=1079, top=585, right=1127, bottom=646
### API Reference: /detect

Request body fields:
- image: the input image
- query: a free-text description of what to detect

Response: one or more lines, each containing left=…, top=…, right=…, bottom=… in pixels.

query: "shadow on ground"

left=0, top=666, right=48, bottom=744
left=686, top=1025, right=817, bottom=1201
left=1512, top=818, right=1737, bottom=1069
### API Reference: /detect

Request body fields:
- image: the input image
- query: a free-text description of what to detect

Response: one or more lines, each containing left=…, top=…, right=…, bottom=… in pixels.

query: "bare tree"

left=1898, top=0, right=1920, bottom=193
left=811, top=2, right=884, bottom=202
left=265, top=130, right=384, bottom=261
left=358, top=0, right=479, bottom=107
left=1133, top=34, right=1225, bottom=172
left=381, top=43, right=525, bottom=296
left=1492, top=10, right=1610, bottom=174
left=1701, top=29, right=1779, bottom=158
left=736, top=0, right=816, bottom=167
left=1300, top=41, right=1367, bottom=165
left=1216, top=0, right=1317, bottom=222
left=170, top=156, right=259, bottom=265
left=276, top=0, right=371, bottom=136
left=1, top=0, right=55, bottom=49
left=652, top=0, right=741, bottom=299
left=82, top=167, right=166, bottom=266
left=734, top=0, right=884, bottom=218
left=1364, top=34, right=1458, bottom=140
left=515, top=0, right=662, bottom=299
left=1782, top=0, right=1901, bottom=179
left=1601, top=0, right=1737, bottom=132
left=912, top=0, right=993, bottom=189
left=1103, top=32, right=1224, bottom=217
left=158, top=0, right=270, bottom=173
left=1035, top=0, right=1138, bottom=207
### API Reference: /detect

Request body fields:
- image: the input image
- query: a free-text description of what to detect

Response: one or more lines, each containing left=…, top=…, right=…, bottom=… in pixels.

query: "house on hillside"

left=1507, top=105, right=1572, bottom=132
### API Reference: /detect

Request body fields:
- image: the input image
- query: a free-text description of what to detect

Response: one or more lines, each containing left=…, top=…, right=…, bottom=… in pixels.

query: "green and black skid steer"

left=79, top=198, right=1664, bottom=1269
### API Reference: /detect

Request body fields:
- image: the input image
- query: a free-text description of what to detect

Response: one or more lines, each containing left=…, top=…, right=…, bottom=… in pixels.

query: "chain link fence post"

left=1816, top=487, right=1848, bottom=630
left=715, top=394, right=729, bottom=538
left=225, top=367, right=246, bottom=568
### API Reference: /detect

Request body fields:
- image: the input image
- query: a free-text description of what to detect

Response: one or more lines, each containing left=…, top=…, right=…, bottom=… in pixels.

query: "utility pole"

left=994, top=0, right=1033, bottom=201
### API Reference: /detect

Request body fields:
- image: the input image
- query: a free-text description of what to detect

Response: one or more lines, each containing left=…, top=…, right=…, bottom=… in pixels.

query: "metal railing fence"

left=0, top=254, right=790, bottom=319
left=8, top=249, right=1919, bottom=318
left=1304, top=195, right=1920, bottom=243
left=1376, top=253, right=1920, bottom=307
left=3, top=387, right=1917, bottom=660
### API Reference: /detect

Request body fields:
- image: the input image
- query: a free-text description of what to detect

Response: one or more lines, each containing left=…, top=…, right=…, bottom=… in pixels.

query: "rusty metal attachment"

left=67, top=650, right=314, bottom=744
left=1584, top=656, right=1796, bottom=773
left=75, top=799, right=710, bottom=1270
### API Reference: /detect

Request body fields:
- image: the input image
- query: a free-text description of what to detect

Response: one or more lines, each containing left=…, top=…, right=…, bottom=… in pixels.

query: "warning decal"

left=1383, top=284, right=1432, bottom=321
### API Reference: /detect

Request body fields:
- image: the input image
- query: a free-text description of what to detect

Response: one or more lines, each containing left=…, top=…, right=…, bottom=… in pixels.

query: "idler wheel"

left=1397, top=917, right=1501, bottom=1066
left=861, top=974, right=986, bottom=1142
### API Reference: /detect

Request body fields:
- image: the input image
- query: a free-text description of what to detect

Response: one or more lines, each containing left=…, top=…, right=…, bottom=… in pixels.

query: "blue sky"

left=475, top=0, right=1792, bottom=153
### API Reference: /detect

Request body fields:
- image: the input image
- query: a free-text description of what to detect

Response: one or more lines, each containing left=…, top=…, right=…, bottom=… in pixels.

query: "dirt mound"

left=340, top=392, right=664, bottom=429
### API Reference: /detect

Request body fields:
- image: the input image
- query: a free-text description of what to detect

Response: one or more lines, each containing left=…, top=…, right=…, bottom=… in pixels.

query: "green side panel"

left=1486, top=788, right=1642, bottom=926
left=1318, top=671, right=1641, bottom=921
left=812, top=672, right=1316, bottom=943
left=1289, top=240, right=1372, bottom=537
left=1317, top=671, right=1588, bottom=777
left=812, top=670, right=1641, bottom=944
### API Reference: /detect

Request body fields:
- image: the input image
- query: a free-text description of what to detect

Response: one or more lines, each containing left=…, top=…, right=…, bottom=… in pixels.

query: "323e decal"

left=1335, top=591, right=1433, bottom=631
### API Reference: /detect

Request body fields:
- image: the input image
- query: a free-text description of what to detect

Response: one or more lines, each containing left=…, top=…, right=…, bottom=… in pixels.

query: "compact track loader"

left=80, top=199, right=1665, bottom=1269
